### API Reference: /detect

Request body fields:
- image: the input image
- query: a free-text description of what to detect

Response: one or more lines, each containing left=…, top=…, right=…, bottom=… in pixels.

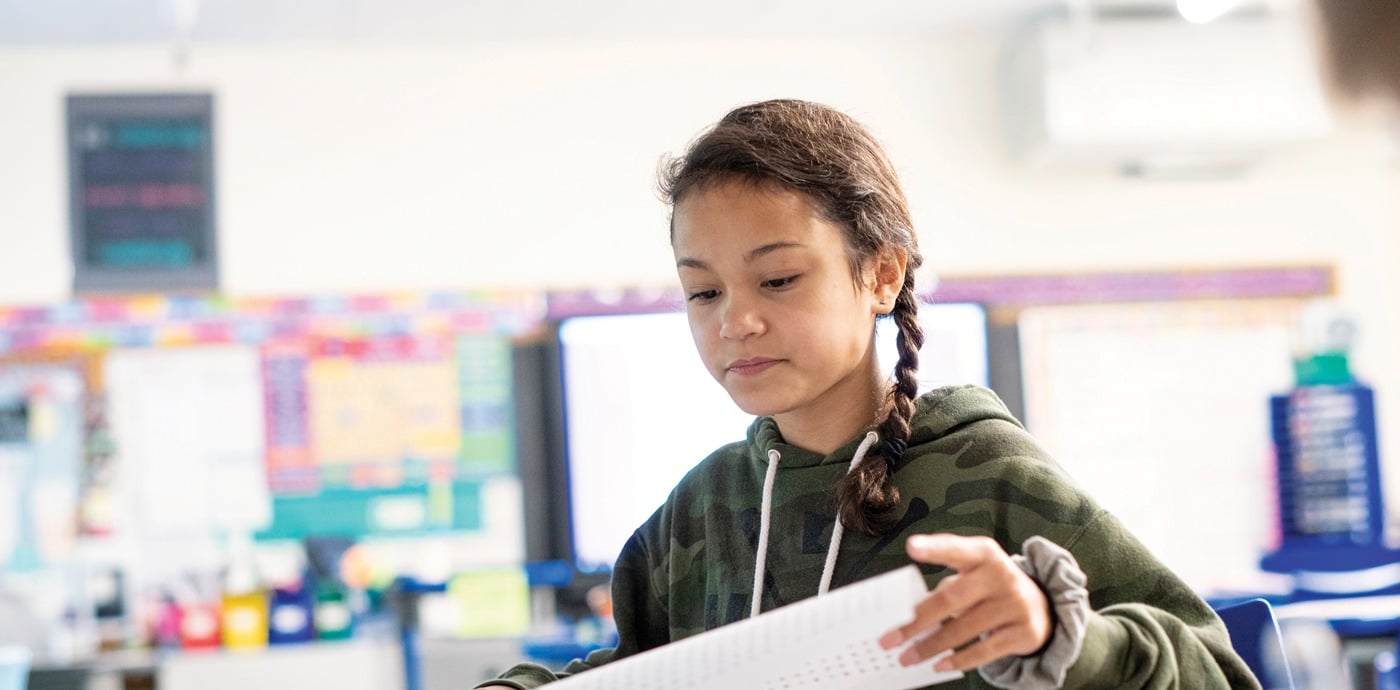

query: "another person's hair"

left=660, top=99, right=924, bottom=536
left=1315, top=0, right=1400, bottom=105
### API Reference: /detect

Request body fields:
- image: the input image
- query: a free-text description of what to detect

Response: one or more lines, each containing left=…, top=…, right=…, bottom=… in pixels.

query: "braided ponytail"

left=835, top=273, right=924, bottom=535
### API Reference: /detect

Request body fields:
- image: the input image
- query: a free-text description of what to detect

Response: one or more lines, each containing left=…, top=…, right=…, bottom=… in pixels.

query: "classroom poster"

left=104, top=345, right=271, bottom=535
left=258, top=332, right=517, bottom=544
left=0, top=350, right=115, bottom=538
left=1018, top=299, right=1302, bottom=593
left=0, top=366, right=84, bottom=572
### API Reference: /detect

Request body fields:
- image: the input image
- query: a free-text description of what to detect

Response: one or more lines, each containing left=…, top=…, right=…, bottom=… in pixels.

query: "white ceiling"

left=0, top=0, right=1206, bottom=45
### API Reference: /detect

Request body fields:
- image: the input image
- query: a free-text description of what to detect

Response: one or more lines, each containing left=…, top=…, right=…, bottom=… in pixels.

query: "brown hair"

left=659, top=99, right=924, bottom=536
left=1315, top=0, right=1400, bottom=105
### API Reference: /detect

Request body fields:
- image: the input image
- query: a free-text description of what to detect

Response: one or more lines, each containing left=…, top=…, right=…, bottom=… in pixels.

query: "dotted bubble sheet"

left=548, top=565, right=962, bottom=690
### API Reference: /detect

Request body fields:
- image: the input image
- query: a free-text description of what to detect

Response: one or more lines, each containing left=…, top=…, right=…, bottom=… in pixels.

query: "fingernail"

left=935, top=658, right=954, bottom=672
left=899, top=648, right=919, bottom=666
left=878, top=630, right=902, bottom=649
left=908, top=535, right=932, bottom=550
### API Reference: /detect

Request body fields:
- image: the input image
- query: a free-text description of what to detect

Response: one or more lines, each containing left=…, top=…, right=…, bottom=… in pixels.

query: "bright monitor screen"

left=557, top=302, right=989, bottom=571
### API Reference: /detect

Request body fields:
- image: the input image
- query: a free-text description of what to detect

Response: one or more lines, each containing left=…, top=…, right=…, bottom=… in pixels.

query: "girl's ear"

left=870, top=248, right=908, bottom=315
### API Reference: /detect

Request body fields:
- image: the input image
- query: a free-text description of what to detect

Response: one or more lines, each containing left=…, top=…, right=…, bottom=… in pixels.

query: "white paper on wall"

left=1018, top=300, right=1301, bottom=593
left=105, top=345, right=270, bottom=535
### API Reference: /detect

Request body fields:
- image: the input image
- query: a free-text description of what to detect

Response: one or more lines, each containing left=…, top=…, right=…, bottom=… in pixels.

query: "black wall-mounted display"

left=66, top=92, right=218, bottom=293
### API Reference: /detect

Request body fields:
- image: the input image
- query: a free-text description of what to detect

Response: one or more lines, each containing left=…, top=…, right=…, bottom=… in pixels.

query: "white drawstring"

left=818, top=431, right=879, bottom=596
left=750, top=448, right=782, bottom=618
left=750, top=431, right=882, bottom=618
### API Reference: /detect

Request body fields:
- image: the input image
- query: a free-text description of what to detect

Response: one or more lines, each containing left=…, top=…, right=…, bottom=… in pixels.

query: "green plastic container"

left=1293, top=352, right=1352, bottom=386
left=314, top=586, right=354, bottom=641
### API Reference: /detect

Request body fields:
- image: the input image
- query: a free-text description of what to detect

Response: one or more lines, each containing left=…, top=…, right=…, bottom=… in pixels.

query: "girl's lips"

left=728, top=358, right=780, bottom=376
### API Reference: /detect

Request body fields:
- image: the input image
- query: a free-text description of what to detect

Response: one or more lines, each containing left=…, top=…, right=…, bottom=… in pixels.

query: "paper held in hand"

left=549, top=565, right=962, bottom=690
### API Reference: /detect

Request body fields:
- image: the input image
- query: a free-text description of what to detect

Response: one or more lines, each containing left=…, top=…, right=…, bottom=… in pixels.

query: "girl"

left=479, top=99, right=1257, bottom=689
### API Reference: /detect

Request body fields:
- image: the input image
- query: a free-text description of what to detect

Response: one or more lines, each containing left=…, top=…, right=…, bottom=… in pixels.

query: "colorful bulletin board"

left=0, top=291, right=540, bottom=552
left=257, top=331, right=517, bottom=540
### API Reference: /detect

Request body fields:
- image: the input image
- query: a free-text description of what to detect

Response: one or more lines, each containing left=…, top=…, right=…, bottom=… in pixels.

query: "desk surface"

left=27, top=637, right=526, bottom=690
left=31, top=648, right=159, bottom=675
left=1274, top=595, right=1400, bottom=622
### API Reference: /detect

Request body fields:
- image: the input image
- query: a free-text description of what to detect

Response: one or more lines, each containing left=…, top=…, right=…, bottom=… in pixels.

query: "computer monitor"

left=555, top=302, right=989, bottom=572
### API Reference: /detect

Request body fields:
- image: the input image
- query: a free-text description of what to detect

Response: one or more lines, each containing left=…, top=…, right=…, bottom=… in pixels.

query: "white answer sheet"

left=550, top=565, right=962, bottom=690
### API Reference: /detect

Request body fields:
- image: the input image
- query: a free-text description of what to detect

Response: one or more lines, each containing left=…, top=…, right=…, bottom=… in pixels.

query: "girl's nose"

left=719, top=295, right=763, bottom=340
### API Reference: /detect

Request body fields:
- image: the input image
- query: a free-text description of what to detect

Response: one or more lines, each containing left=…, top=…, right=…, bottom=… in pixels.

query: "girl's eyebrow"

left=676, top=242, right=805, bottom=270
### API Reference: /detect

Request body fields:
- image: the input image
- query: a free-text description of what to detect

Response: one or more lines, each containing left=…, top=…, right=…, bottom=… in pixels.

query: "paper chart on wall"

left=105, top=345, right=270, bottom=534
left=549, top=565, right=962, bottom=690
left=1017, top=300, right=1299, bottom=593
left=0, top=366, right=84, bottom=572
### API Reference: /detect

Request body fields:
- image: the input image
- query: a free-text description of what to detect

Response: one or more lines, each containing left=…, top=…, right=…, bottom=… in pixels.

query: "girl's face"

left=672, top=182, right=903, bottom=446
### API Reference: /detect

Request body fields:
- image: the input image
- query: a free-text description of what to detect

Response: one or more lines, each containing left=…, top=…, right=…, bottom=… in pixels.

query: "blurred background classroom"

left=0, top=0, right=1398, bottom=688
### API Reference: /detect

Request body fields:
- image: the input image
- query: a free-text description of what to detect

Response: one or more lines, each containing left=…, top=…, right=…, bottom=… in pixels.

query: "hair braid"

left=835, top=274, right=923, bottom=536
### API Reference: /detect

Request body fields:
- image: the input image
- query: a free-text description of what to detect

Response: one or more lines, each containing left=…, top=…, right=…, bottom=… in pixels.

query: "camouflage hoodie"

left=483, top=385, right=1259, bottom=689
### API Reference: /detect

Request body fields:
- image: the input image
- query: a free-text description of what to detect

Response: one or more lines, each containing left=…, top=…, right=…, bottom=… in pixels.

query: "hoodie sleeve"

left=1057, top=510, right=1260, bottom=689
left=474, top=523, right=671, bottom=688
left=930, top=409, right=1260, bottom=690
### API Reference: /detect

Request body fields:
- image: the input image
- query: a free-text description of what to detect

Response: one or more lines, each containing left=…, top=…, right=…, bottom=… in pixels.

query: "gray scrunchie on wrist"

left=978, top=536, right=1090, bottom=690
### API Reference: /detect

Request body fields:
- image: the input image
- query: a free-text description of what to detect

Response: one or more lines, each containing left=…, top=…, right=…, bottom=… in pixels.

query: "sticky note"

left=449, top=568, right=530, bottom=638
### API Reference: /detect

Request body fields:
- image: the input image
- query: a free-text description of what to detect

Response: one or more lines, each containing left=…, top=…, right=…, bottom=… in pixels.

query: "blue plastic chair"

left=1214, top=598, right=1295, bottom=690
left=0, top=646, right=30, bottom=690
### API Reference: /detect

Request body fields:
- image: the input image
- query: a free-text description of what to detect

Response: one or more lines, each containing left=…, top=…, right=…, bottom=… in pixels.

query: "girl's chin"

left=724, top=391, right=792, bottom=419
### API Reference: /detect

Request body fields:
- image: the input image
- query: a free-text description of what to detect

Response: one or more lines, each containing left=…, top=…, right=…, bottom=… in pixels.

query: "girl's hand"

left=877, top=534, right=1052, bottom=673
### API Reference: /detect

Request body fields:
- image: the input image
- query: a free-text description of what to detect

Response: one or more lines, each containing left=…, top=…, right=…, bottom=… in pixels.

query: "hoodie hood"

left=740, top=385, right=1018, bottom=614
left=907, top=384, right=1023, bottom=446
left=745, top=384, right=1022, bottom=470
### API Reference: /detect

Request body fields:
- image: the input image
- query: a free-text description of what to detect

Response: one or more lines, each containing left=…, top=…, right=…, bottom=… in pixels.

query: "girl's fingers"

left=880, top=571, right=994, bottom=649
left=898, top=534, right=1003, bottom=642
left=895, top=599, right=1014, bottom=667
left=881, top=532, right=1052, bottom=669
left=904, top=534, right=1001, bottom=572
left=934, top=625, right=1033, bottom=673
left=880, top=548, right=1020, bottom=650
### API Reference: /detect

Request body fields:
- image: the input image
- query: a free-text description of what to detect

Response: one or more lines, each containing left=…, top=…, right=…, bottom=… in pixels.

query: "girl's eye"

left=687, top=289, right=719, bottom=302
left=763, top=276, right=798, bottom=290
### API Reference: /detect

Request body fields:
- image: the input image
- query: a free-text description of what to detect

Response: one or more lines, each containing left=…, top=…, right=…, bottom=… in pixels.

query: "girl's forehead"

left=673, top=212, right=847, bottom=269
left=674, top=184, right=830, bottom=240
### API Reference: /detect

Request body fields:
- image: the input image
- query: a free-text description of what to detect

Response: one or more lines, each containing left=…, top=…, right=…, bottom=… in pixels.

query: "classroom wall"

left=1, top=29, right=1399, bottom=528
